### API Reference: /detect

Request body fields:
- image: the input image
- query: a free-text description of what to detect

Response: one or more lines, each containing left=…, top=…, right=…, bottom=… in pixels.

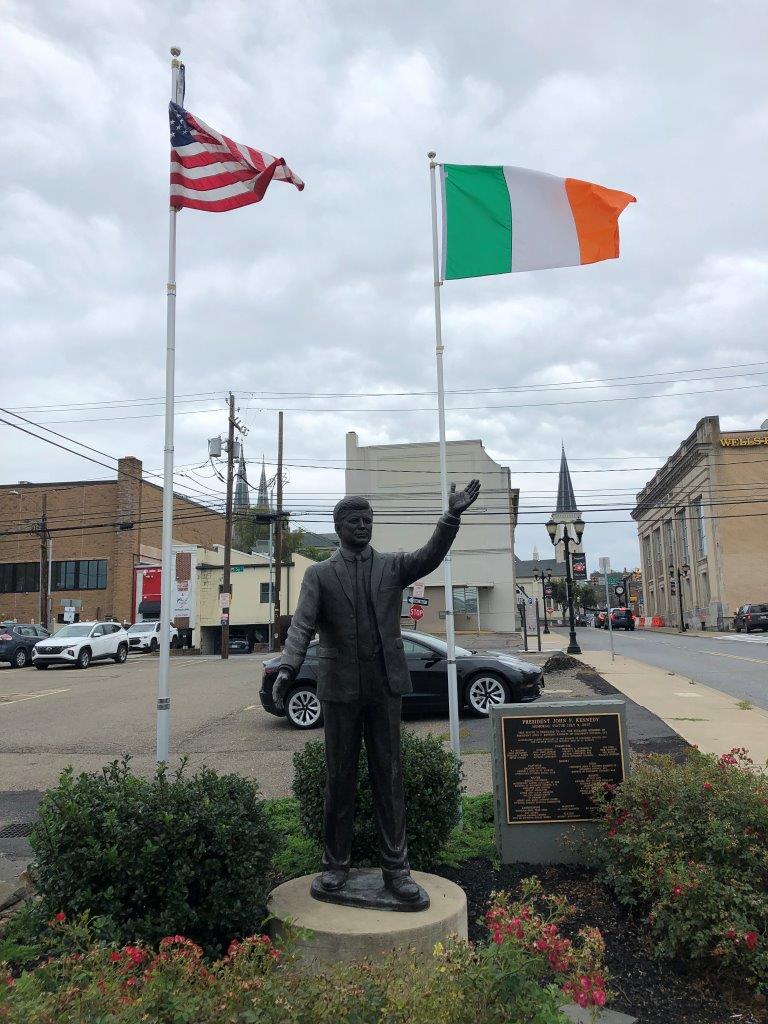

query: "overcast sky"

left=2, top=0, right=767, bottom=570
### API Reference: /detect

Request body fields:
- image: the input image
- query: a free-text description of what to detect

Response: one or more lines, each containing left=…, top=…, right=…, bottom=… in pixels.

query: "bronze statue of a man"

left=272, top=479, right=480, bottom=903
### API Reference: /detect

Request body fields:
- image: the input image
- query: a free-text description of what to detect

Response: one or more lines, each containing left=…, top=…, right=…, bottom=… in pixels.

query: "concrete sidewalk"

left=579, top=648, right=768, bottom=764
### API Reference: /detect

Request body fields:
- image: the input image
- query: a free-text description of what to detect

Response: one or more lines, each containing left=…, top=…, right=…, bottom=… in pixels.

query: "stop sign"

left=409, top=605, right=424, bottom=621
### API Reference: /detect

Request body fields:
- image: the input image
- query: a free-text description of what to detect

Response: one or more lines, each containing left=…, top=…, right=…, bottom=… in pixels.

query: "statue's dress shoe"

left=319, top=869, right=348, bottom=891
left=385, top=874, right=421, bottom=901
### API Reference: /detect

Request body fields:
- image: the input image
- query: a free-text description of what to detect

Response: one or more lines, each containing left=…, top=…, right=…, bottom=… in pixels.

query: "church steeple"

left=256, top=457, right=269, bottom=511
left=555, top=445, right=578, bottom=513
left=548, top=446, right=583, bottom=564
left=232, top=450, right=251, bottom=552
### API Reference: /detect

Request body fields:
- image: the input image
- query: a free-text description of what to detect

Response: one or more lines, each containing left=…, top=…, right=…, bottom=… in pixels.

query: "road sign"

left=63, top=606, right=76, bottom=623
left=220, top=612, right=229, bottom=626
left=409, top=605, right=424, bottom=622
left=598, top=556, right=611, bottom=573
left=412, top=582, right=425, bottom=599
left=231, top=566, right=244, bottom=573
left=544, top=586, right=553, bottom=598
left=219, top=592, right=231, bottom=610
left=408, top=596, right=429, bottom=606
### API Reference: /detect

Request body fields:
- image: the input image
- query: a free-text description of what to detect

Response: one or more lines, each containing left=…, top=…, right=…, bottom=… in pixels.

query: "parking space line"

left=0, top=688, right=70, bottom=706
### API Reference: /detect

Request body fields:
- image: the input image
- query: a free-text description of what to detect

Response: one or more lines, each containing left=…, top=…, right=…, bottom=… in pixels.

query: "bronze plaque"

left=501, top=712, right=625, bottom=824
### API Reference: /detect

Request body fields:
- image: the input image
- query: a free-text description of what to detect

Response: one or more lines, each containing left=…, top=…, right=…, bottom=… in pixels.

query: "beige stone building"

left=632, top=416, right=768, bottom=629
left=0, top=457, right=224, bottom=627
left=193, top=545, right=315, bottom=653
left=345, top=432, right=519, bottom=633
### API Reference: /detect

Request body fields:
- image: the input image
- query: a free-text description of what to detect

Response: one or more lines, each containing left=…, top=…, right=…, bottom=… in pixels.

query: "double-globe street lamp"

left=532, top=568, right=553, bottom=634
left=546, top=517, right=585, bottom=655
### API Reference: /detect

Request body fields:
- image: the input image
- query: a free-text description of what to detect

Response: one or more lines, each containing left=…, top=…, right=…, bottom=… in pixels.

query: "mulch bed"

left=436, top=857, right=766, bottom=1024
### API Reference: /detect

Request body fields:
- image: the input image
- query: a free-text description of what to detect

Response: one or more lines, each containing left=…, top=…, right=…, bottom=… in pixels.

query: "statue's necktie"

left=355, top=554, right=376, bottom=661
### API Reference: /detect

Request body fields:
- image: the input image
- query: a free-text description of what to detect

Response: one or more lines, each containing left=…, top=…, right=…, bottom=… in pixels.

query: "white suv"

left=127, top=621, right=179, bottom=653
left=32, top=621, right=129, bottom=670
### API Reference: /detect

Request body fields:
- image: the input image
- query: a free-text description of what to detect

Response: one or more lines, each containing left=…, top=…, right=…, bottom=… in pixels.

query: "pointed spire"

left=532, top=544, right=539, bottom=562
left=555, top=446, right=577, bottom=513
left=233, top=450, right=250, bottom=514
left=256, top=457, right=269, bottom=510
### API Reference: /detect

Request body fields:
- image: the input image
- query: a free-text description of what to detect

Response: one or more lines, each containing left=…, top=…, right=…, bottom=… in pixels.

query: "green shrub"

left=593, top=747, right=768, bottom=992
left=28, top=757, right=275, bottom=954
left=0, top=888, right=609, bottom=1024
left=292, top=729, right=464, bottom=870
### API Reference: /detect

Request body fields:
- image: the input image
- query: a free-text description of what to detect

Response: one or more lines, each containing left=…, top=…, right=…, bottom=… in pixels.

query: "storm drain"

left=0, top=822, right=34, bottom=839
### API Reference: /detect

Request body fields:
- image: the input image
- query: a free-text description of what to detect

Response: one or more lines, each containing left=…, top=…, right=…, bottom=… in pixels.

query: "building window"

left=453, top=586, right=478, bottom=614
left=663, top=520, right=675, bottom=565
left=52, top=559, right=107, bottom=591
left=699, top=571, right=710, bottom=603
left=676, top=508, right=690, bottom=564
left=652, top=528, right=663, bottom=576
left=0, top=562, right=40, bottom=593
left=693, top=497, right=707, bottom=557
left=260, top=582, right=275, bottom=603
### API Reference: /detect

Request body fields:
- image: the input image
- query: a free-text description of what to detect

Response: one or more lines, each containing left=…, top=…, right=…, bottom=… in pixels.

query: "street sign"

left=231, top=566, right=244, bottom=573
left=412, top=582, right=425, bottom=599
left=598, top=556, right=611, bottom=574
left=63, top=606, right=76, bottom=623
left=219, top=592, right=231, bottom=610
left=220, top=612, right=229, bottom=626
left=544, top=586, right=553, bottom=598
left=408, top=596, right=429, bottom=606
left=409, top=605, right=424, bottom=621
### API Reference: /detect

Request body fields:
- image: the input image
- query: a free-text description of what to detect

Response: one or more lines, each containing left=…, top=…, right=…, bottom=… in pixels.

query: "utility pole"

left=39, top=494, right=49, bottom=629
left=272, top=411, right=284, bottom=651
left=220, top=393, right=246, bottom=659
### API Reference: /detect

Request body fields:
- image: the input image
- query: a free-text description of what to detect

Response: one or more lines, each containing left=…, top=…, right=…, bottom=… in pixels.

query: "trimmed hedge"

left=292, top=729, right=464, bottom=870
left=29, top=757, right=275, bottom=954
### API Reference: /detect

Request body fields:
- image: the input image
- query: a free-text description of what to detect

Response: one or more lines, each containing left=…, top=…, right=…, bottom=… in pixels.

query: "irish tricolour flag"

left=441, top=164, right=635, bottom=280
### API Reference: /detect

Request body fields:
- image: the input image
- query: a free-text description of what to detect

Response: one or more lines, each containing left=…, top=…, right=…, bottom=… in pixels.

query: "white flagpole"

left=428, top=152, right=461, bottom=763
left=157, top=46, right=183, bottom=763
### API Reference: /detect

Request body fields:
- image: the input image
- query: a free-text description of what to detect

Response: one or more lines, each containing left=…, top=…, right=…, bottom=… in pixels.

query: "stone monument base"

left=268, top=869, right=467, bottom=965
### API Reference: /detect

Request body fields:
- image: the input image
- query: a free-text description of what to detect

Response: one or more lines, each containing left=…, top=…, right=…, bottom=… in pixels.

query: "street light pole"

left=547, top=517, right=584, bottom=655
left=533, top=569, right=552, bottom=634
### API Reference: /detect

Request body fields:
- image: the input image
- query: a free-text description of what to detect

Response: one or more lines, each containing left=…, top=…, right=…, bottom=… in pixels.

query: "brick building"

left=0, top=457, right=225, bottom=627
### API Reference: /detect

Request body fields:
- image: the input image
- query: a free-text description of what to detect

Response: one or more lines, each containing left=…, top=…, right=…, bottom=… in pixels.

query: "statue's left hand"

left=448, top=479, right=481, bottom=516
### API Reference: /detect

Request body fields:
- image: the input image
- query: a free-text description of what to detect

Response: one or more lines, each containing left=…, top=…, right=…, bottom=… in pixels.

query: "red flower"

left=703, top=782, right=713, bottom=791
left=109, top=952, right=122, bottom=963
left=745, top=931, right=758, bottom=951
left=54, top=911, right=66, bottom=923
left=725, top=928, right=737, bottom=941
left=671, top=884, right=683, bottom=898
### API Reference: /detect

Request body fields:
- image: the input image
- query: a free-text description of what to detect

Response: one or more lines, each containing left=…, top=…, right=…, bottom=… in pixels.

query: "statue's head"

left=333, top=496, right=373, bottom=551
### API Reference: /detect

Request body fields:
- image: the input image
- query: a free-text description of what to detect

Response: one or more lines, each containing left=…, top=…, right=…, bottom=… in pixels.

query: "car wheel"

left=13, top=648, right=28, bottom=668
left=76, top=648, right=91, bottom=670
left=285, top=685, right=323, bottom=729
left=465, top=673, right=510, bottom=717
left=149, top=638, right=158, bottom=653
left=735, top=624, right=741, bottom=632
left=114, top=643, right=128, bottom=664
left=35, top=663, right=49, bottom=670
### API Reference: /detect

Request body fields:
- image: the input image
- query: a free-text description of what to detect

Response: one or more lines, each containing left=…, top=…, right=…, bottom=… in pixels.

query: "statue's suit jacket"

left=280, top=514, right=460, bottom=703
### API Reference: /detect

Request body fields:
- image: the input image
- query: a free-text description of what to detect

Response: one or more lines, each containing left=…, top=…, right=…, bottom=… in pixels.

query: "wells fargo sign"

left=720, top=435, right=768, bottom=447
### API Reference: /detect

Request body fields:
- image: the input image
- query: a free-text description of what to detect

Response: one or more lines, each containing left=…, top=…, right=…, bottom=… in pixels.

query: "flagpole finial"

left=428, top=151, right=436, bottom=159
left=170, top=46, right=181, bottom=57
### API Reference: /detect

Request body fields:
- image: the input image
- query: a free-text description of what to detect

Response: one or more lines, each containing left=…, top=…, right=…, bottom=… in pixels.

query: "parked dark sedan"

left=606, top=607, right=635, bottom=631
left=734, top=603, right=768, bottom=633
left=259, top=631, right=544, bottom=729
left=0, top=623, right=50, bottom=668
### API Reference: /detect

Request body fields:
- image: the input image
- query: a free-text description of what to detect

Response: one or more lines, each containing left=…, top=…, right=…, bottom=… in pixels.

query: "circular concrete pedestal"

left=268, top=870, right=467, bottom=964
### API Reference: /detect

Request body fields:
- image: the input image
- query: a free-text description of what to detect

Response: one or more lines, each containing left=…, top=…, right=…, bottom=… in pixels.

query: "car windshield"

left=406, top=633, right=472, bottom=657
left=53, top=624, right=93, bottom=638
left=128, top=623, right=156, bottom=633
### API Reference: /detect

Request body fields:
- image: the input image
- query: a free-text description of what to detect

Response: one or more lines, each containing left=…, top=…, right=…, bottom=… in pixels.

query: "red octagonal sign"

left=409, top=604, right=424, bottom=621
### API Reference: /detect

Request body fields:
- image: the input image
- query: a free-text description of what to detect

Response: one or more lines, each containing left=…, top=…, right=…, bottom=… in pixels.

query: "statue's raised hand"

left=448, top=479, right=481, bottom=516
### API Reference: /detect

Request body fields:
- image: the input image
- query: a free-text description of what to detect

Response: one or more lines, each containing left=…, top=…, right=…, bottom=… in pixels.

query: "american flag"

left=169, top=102, right=304, bottom=213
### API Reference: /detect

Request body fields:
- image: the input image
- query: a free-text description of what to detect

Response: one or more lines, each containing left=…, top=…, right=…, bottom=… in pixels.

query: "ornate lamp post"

left=533, top=568, right=552, bottom=634
left=546, top=517, right=585, bottom=655
left=669, top=560, right=690, bottom=633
